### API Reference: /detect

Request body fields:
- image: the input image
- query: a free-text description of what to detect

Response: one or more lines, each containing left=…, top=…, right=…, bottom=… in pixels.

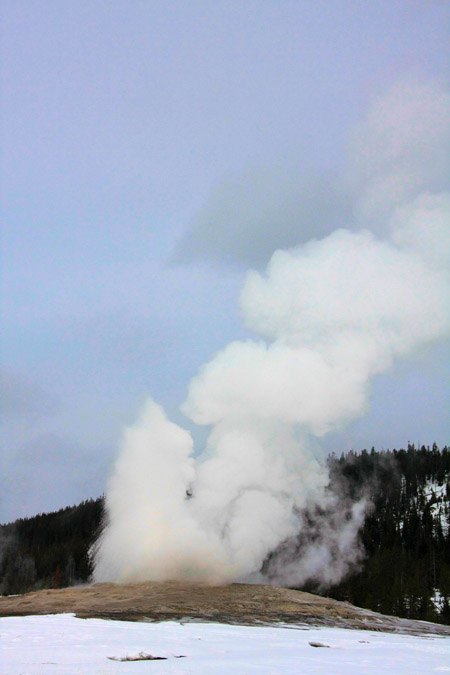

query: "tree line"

left=0, top=498, right=103, bottom=595
left=321, top=443, right=450, bottom=624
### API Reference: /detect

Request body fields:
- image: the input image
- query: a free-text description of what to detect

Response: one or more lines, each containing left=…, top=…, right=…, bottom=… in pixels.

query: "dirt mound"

left=1, top=581, right=449, bottom=636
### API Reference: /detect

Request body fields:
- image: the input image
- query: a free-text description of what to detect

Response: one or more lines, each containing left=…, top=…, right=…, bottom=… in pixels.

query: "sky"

left=1, top=0, right=450, bottom=522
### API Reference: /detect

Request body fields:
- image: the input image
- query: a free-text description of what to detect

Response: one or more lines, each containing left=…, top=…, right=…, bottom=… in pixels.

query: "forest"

left=0, top=443, right=449, bottom=624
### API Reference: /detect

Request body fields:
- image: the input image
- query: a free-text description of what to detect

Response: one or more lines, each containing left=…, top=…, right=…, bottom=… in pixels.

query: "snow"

left=425, top=479, right=449, bottom=535
left=432, top=590, right=446, bottom=613
left=398, top=479, right=450, bottom=536
left=1, top=614, right=450, bottom=674
left=425, top=480, right=448, bottom=506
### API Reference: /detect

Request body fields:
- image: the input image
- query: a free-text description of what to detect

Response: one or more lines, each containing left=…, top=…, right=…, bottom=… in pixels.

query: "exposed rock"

left=108, top=652, right=167, bottom=661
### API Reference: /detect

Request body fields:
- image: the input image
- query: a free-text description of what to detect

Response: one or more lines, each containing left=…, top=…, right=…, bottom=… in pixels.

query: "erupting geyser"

left=91, top=79, right=450, bottom=587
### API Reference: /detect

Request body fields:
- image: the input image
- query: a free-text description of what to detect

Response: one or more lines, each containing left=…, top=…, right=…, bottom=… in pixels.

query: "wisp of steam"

left=92, top=79, right=450, bottom=587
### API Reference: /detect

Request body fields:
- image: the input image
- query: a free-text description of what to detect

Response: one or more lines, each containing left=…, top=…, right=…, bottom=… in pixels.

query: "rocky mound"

left=1, top=581, right=449, bottom=636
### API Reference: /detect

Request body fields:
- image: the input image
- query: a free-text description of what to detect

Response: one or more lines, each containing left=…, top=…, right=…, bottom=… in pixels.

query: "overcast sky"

left=2, top=1, right=449, bottom=522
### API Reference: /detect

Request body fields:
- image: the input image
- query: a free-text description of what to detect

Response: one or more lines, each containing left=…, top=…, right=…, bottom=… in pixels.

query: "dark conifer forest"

left=1, top=444, right=449, bottom=624
left=0, top=498, right=103, bottom=595
left=323, top=443, right=450, bottom=624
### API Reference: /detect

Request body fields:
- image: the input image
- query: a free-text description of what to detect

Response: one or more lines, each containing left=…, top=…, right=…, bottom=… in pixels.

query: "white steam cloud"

left=92, top=79, right=450, bottom=587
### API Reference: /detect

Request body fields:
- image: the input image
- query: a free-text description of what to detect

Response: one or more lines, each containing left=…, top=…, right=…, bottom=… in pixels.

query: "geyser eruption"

left=92, top=79, right=450, bottom=587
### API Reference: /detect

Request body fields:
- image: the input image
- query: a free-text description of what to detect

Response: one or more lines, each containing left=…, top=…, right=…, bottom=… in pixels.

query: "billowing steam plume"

left=92, top=79, right=450, bottom=587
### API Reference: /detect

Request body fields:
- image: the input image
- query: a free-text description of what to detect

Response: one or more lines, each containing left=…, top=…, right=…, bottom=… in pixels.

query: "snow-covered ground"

left=1, top=614, right=450, bottom=674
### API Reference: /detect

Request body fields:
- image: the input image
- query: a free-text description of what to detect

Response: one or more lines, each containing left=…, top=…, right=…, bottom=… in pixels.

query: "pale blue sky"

left=2, top=1, right=449, bottom=521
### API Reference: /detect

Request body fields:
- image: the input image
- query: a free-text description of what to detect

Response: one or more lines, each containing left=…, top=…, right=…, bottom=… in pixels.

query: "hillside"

left=1, top=443, right=449, bottom=624
left=322, top=443, right=450, bottom=623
